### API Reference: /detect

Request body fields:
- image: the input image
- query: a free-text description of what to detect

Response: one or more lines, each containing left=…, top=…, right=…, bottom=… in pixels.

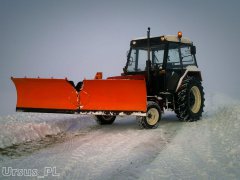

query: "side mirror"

left=191, top=46, right=196, bottom=55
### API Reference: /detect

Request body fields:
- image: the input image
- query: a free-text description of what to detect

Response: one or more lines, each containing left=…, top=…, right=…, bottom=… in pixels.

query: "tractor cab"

left=124, top=32, right=198, bottom=95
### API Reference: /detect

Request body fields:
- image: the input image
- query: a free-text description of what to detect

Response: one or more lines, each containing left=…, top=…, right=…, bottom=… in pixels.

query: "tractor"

left=12, top=28, right=204, bottom=129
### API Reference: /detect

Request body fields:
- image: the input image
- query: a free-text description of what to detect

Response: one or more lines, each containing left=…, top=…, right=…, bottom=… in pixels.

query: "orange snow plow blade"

left=80, top=79, right=147, bottom=113
left=11, top=77, right=147, bottom=115
left=11, top=77, right=78, bottom=113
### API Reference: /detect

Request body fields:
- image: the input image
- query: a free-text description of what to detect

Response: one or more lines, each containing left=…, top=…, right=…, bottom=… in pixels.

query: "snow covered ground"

left=0, top=92, right=239, bottom=179
left=140, top=95, right=240, bottom=179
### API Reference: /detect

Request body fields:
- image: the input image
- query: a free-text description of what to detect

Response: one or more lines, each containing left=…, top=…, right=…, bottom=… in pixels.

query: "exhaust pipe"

left=146, top=27, right=151, bottom=87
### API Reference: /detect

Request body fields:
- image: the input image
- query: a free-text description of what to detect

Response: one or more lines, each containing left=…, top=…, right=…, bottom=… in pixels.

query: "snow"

left=140, top=104, right=240, bottom=179
left=0, top=92, right=240, bottom=179
left=0, top=114, right=95, bottom=149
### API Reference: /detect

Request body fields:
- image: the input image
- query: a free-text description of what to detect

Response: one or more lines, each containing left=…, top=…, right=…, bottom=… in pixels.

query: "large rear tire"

left=137, top=101, right=161, bottom=129
left=95, top=115, right=116, bottom=125
left=175, top=77, right=205, bottom=121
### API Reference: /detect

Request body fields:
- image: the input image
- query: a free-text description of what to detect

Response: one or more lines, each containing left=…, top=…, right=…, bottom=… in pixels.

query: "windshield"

left=126, top=44, right=165, bottom=72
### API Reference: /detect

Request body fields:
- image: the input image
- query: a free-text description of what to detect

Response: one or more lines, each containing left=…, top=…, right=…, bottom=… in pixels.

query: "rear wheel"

left=137, top=101, right=161, bottom=129
left=95, top=115, right=116, bottom=125
left=175, top=77, right=204, bottom=121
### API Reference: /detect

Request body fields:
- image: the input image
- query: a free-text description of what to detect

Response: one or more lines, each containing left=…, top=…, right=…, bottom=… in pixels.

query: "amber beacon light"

left=178, top=31, right=182, bottom=39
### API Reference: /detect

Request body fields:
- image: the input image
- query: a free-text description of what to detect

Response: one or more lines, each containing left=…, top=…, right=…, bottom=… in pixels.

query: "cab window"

left=181, top=45, right=195, bottom=66
left=126, top=44, right=165, bottom=72
left=167, top=43, right=181, bottom=69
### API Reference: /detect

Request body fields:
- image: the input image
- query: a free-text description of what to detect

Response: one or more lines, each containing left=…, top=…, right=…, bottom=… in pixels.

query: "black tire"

left=95, top=115, right=116, bottom=125
left=175, top=76, right=205, bottom=122
left=137, top=101, right=161, bottom=129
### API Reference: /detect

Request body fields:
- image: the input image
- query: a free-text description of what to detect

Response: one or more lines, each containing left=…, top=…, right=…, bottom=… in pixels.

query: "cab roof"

left=132, top=35, right=192, bottom=45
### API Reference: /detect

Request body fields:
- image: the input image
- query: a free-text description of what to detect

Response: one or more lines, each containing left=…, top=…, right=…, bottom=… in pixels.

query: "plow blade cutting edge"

left=11, top=78, right=147, bottom=115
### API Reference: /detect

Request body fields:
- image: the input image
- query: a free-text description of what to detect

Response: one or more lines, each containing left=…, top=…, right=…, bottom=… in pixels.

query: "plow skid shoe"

left=11, top=78, right=78, bottom=113
left=79, top=79, right=147, bottom=113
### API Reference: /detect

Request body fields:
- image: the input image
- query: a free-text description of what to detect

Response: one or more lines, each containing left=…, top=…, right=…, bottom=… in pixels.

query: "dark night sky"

left=1, top=0, right=240, bottom=115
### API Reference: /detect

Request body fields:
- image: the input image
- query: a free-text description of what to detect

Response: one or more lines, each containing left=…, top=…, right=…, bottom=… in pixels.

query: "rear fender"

left=175, top=66, right=202, bottom=92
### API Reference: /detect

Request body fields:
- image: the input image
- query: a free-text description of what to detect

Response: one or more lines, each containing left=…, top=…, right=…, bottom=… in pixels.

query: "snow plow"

left=12, top=28, right=205, bottom=129
left=11, top=77, right=146, bottom=115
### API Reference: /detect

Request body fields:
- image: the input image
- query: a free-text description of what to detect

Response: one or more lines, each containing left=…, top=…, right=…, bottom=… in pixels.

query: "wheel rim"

left=146, top=108, right=159, bottom=126
left=102, top=116, right=113, bottom=121
left=190, top=86, right=201, bottom=113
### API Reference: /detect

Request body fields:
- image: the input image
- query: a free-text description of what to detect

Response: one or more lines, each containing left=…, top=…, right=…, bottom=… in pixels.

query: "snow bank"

left=0, top=113, right=95, bottom=148
left=204, top=92, right=240, bottom=116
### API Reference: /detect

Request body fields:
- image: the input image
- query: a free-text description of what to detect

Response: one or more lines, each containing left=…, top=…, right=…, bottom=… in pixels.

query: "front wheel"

left=137, top=101, right=161, bottom=129
left=95, top=115, right=116, bottom=125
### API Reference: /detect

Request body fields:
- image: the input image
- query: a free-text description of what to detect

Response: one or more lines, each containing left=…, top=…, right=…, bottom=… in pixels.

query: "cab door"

left=165, top=43, right=183, bottom=92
